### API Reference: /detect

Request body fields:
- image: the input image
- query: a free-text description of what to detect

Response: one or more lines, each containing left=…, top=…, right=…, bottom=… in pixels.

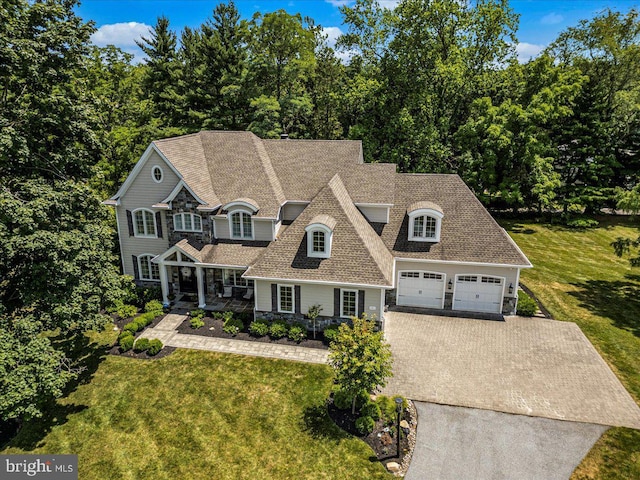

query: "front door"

left=179, top=266, right=198, bottom=293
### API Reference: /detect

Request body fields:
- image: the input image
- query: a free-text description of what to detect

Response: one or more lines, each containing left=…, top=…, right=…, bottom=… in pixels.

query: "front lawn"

left=504, top=217, right=640, bottom=479
left=2, top=339, right=388, bottom=479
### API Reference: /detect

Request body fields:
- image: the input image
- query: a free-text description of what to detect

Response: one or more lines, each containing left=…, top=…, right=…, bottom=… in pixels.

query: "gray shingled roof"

left=381, top=174, right=531, bottom=266
left=245, top=174, right=394, bottom=286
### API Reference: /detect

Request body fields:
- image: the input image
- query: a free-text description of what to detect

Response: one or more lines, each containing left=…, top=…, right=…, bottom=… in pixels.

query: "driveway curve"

left=382, top=312, right=640, bottom=428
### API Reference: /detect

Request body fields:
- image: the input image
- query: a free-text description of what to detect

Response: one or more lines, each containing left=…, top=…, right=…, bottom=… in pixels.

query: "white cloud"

left=322, top=26, right=343, bottom=48
left=325, top=0, right=351, bottom=6
left=541, top=12, right=563, bottom=25
left=91, top=22, right=151, bottom=48
left=516, top=42, right=545, bottom=63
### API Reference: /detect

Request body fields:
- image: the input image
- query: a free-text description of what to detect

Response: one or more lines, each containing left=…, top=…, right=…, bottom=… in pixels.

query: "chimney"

left=280, top=133, right=289, bottom=140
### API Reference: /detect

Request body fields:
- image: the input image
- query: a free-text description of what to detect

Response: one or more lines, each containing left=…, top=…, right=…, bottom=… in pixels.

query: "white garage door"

left=453, top=275, right=504, bottom=314
left=397, top=271, right=445, bottom=309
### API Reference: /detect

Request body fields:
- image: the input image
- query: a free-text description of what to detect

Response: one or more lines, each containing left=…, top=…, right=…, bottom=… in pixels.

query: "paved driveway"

left=382, top=312, right=640, bottom=428
left=406, top=402, right=607, bottom=480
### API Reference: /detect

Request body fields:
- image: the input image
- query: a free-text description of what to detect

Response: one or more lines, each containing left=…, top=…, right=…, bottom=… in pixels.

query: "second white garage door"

left=397, top=271, right=445, bottom=309
left=453, top=275, right=504, bottom=314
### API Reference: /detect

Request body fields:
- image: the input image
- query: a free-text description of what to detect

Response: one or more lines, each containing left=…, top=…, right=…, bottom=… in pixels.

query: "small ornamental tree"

left=307, top=303, right=323, bottom=338
left=328, top=314, right=393, bottom=414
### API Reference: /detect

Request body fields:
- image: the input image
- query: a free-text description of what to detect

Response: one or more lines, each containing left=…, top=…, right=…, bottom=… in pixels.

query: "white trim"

left=228, top=209, right=254, bottom=240
left=153, top=244, right=199, bottom=263
left=161, top=179, right=208, bottom=206
left=394, top=257, right=532, bottom=269
left=408, top=209, right=443, bottom=242
left=277, top=284, right=295, bottom=314
left=138, top=253, right=161, bottom=282
left=354, top=202, right=394, bottom=208
left=452, top=273, right=505, bottom=314
left=243, top=275, right=392, bottom=289
left=305, top=224, right=333, bottom=259
left=223, top=200, right=259, bottom=213
left=132, top=208, right=157, bottom=238
left=151, top=165, right=164, bottom=183
left=111, top=143, right=183, bottom=200
left=340, top=289, right=358, bottom=318
left=173, top=212, right=203, bottom=232
left=195, top=262, right=248, bottom=269
left=395, top=270, right=446, bottom=309
left=102, top=199, right=119, bottom=206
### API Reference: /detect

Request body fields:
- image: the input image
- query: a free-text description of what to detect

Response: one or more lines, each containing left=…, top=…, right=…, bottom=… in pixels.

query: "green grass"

left=2, top=340, right=388, bottom=479
left=503, top=217, right=640, bottom=479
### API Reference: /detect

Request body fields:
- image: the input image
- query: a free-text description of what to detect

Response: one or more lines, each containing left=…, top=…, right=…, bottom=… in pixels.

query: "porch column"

left=159, top=262, right=169, bottom=305
left=196, top=265, right=206, bottom=308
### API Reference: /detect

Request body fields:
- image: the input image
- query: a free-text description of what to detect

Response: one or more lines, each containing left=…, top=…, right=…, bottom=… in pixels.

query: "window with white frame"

left=138, top=255, right=160, bottom=281
left=151, top=165, right=163, bottom=183
left=133, top=209, right=157, bottom=237
left=278, top=285, right=294, bottom=313
left=341, top=289, right=358, bottom=318
left=305, top=224, right=333, bottom=258
left=223, top=269, right=253, bottom=288
left=408, top=209, right=443, bottom=242
left=229, top=210, right=253, bottom=239
left=174, top=213, right=202, bottom=232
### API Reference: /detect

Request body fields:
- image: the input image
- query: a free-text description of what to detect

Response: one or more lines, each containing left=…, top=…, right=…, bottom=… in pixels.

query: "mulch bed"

left=108, top=312, right=176, bottom=360
left=176, top=315, right=329, bottom=350
left=327, top=396, right=416, bottom=474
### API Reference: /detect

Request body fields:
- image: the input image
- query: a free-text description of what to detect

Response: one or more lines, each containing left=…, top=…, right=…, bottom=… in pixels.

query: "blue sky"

left=79, top=0, right=639, bottom=63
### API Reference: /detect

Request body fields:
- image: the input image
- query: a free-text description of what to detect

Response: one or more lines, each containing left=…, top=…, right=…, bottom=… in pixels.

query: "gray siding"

left=117, top=151, right=179, bottom=276
left=282, top=203, right=307, bottom=222
left=253, top=219, right=273, bottom=241
left=357, top=205, right=389, bottom=223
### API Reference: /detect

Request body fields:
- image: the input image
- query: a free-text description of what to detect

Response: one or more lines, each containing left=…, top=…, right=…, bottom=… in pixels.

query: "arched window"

left=407, top=203, right=443, bottom=242
left=174, top=213, right=202, bottom=232
left=133, top=209, right=157, bottom=237
left=229, top=210, right=253, bottom=239
left=138, top=254, right=160, bottom=281
left=305, top=215, right=335, bottom=259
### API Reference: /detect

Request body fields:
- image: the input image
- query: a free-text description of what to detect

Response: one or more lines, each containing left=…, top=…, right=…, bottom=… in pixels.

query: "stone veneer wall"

left=167, top=188, right=214, bottom=246
left=255, top=311, right=348, bottom=331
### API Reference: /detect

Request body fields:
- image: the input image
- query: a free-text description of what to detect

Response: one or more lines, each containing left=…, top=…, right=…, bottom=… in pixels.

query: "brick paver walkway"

left=139, top=314, right=328, bottom=364
left=382, top=312, right=640, bottom=429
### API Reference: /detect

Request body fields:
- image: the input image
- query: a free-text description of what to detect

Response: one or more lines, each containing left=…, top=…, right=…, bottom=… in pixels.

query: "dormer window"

left=305, top=214, right=336, bottom=259
left=407, top=201, right=443, bottom=242
left=229, top=210, right=253, bottom=239
left=174, top=213, right=202, bottom=232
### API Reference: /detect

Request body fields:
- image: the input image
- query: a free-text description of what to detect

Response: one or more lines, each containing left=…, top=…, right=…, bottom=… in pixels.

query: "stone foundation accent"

left=502, top=296, right=517, bottom=315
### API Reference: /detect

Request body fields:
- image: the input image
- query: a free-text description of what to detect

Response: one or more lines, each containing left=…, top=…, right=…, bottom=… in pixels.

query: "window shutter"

left=156, top=211, right=163, bottom=238
left=295, top=285, right=301, bottom=314
left=334, top=288, right=340, bottom=317
left=131, top=255, right=139, bottom=279
left=357, top=290, right=365, bottom=318
left=126, top=210, right=134, bottom=236
left=271, top=284, right=278, bottom=312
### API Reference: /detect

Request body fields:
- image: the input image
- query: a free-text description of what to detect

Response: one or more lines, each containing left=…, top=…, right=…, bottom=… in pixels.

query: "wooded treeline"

left=92, top=0, right=640, bottom=215
left=0, top=0, right=638, bottom=422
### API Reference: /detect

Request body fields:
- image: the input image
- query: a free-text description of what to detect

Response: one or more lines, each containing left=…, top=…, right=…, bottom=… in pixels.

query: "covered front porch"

left=169, top=292, right=255, bottom=314
left=154, top=243, right=255, bottom=310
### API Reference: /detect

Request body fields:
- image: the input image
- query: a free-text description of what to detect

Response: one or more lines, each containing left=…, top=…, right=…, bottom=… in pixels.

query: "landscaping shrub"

left=123, top=322, right=140, bottom=334
left=133, top=338, right=150, bottom=353
left=323, top=325, right=339, bottom=343
left=147, top=339, right=163, bottom=356
left=212, top=311, right=224, bottom=320
left=355, top=390, right=370, bottom=410
left=137, top=312, right=157, bottom=327
left=135, top=285, right=162, bottom=307
left=249, top=320, right=270, bottom=337
left=517, top=292, right=538, bottom=316
left=376, top=395, right=407, bottom=424
left=361, top=401, right=381, bottom=421
left=222, top=311, right=234, bottom=324
left=333, top=390, right=351, bottom=410
left=355, top=416, right=375, bottom=435
left=566, top=218, right=599, bottom=229
left=116, top=303, right=137, bottom=319
left=223, top=318, right=243, bottom=335
left=287, top=323, right=307, bottom=343
left=118, top=331, right=134, bottom=343
left=145, top=300, right=163, bottom=314
left=119, top=335, right=134, bottom=352
left=269, top=320, right=288, bottom=339
left=106, top=299, right=123, bottom=314
left=190, top=309, right=205, bottom=319
left=190, top=316, right=205, bottom=329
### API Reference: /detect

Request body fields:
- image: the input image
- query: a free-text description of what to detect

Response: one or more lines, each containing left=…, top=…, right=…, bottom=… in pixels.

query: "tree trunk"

left=352, top=395, right=357, bottom=415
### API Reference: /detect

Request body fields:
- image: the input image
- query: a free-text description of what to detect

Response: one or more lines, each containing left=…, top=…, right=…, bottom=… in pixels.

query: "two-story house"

left=104, top=131, right=531, bottom=327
